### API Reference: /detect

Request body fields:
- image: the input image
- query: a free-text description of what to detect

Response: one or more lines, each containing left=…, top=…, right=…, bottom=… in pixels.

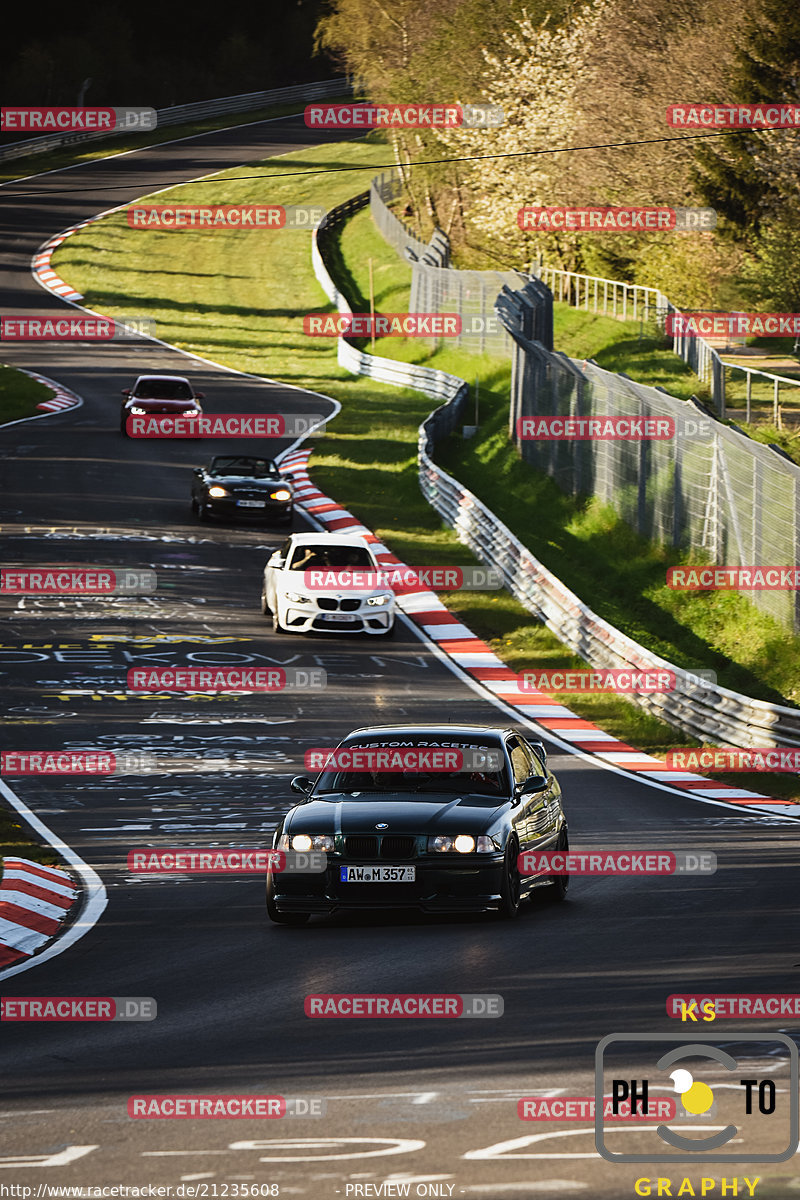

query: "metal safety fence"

left=311, top=195, right=800, bottom=744
left=0, top=78, right=349, bottom=162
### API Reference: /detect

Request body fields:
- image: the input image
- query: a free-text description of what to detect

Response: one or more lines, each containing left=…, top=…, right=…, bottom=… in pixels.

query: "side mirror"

left=516, top=774, right=549, bottom=797
left=270, top=553, right=285, bottom=567
left=291, top=775, right=314, bottom=795
left=530, top=741, right=547, bottom=767
left=195, top=391, right=205, bottom=400
left=192, top=467, right=203, bottom=477
left=121, top=388, right=131, bottom=396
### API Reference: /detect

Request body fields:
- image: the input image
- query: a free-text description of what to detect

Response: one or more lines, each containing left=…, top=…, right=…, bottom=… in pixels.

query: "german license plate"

left=323, top=612, right=357, bottom=622
left=237, top=499, right=266, bottom=508
left=340, top=866, right=415, bottom=882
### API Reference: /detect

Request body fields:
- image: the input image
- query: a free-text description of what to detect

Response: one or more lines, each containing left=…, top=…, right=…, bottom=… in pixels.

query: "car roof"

left=134, top=374, right=192, bottom=385
left=286, top=532, right=372, bottom=548
left=341, top=724, right=515, bottom=743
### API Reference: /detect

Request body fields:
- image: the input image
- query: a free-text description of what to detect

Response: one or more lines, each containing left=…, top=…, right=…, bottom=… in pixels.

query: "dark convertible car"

left=191, top=455, right=294, bottom=523
left=266, top=724, right=568, bottom=924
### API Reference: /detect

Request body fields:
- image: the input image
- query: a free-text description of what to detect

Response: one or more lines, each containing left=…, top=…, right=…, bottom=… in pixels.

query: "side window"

left=280, top=538, right=293, bottom=560
left=524, top=740, right=546, bottom=776
left=507, top=737, right=534, bottom=785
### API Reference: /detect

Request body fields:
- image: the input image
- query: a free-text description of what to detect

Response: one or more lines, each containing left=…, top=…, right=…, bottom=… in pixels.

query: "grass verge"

left=49, top=136, right=799, bottom=800
left=0, top=363, right=54, bottom=425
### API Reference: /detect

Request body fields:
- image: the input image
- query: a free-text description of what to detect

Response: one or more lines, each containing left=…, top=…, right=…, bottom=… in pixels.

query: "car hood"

left=287, top=793, right=507, bottom=835
left=129, top=398, right=198, bottom=410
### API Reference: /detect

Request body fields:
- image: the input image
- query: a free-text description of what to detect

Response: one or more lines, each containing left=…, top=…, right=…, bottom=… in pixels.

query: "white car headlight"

left=208, top=486, right=229, bottom=498
left=271, top=489, right=292, bottom=502
left=284, top=590, right=312, bottom=604
left=366, top=592, right=393, bottom=607
left=427, top=834, right=496, bottom=854
left=130, top=405, right=147, bottom=415
left=287, top=833, right=334, bottom=852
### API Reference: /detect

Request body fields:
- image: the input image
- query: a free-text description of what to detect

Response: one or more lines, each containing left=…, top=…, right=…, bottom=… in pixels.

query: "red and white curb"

left=280, top=446, right=797, bottom=818
left=0, top=856, right=79, bottom=970
left=32, top=222, right=90, bottom=302
left=22, top=367, right=83, bottom=414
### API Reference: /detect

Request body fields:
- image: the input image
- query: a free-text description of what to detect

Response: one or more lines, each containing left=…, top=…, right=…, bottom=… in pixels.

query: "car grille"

left=232, top=489, right=265, bottom=499
left=342, top=835, right=416, bottom=859
left=317, top=597, right=362, bottom=611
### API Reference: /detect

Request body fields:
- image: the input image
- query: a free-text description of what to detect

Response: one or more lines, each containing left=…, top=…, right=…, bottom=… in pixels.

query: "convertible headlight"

left=284, top=590, right=312, bottom=604
left=283, top=833, right=334, bottom=852
left=366, top=592, right=393, bottom=607
left=129, top=405, right=147, bottom=415
left=270, top=489, right=292, bottom=502
left=208, top=486, right=230, bottom=498
left=427, top=834, right=495, bottom=854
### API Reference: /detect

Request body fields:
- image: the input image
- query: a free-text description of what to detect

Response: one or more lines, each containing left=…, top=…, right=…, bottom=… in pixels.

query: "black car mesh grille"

left=342, top=835, right=416, bottom=859
left=344, top=835, right=379, bottom=857
left=340, top=598, right=360, bottom=612
left=380, top=836, right=416, bottom=859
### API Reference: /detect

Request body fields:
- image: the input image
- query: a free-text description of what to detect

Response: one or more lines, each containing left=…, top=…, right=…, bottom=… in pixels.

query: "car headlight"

left=129, top=405, right=147, bottom=415
left=427, top=834, right=496, bottom=853
left=208, top=486, right=229, bottom=498
left=366, top=592, right=393, bottom=607
left=284, top=590, right=312, bottom=603
left=270, top=489, right=292, bottom=502
left=282, top=833, right=334, bottom=852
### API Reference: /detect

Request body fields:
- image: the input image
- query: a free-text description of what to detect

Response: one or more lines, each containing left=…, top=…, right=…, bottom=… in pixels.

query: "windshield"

left=286, top=544, right=375, bottom=571
left=133, top=379, right=193, bottom=400
left=313, top=739, right=509, bottom=797
left=210, top=457, right=278, bottom=478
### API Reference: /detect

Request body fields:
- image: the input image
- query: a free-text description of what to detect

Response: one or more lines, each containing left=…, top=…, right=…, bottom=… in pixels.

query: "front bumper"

left=279, top=602, right=394, bottom=635
left=268, top=855, right=505, bottom=914
left=205, top=497, right=292, bottom=521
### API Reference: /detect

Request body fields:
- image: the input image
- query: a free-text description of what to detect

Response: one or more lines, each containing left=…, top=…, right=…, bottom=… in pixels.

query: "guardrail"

left=310, top=193, right=800, bottom=748
left=721, top=359, right=800, bottom=424
left=0, top=78, right=349, bottom=162
left=536, top=264, right=727, bottom=418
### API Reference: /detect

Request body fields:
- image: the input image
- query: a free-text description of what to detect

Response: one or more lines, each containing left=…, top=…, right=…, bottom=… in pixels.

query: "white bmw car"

left=261, top=533, right=396, bottom=636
